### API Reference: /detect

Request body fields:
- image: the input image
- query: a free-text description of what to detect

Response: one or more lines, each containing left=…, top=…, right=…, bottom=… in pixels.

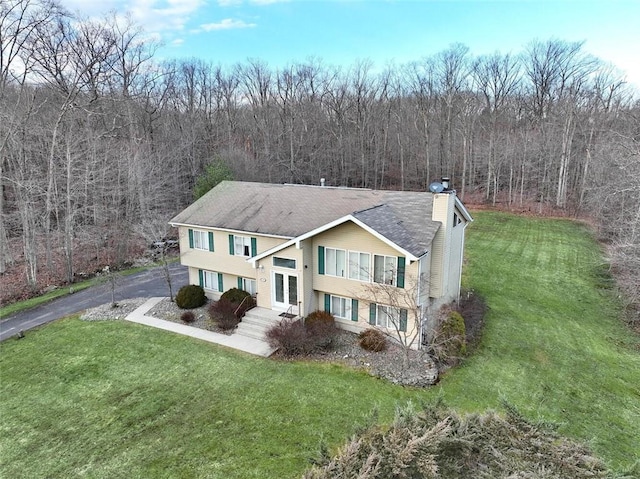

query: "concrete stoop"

left=236, top=308, right=289, bottom=341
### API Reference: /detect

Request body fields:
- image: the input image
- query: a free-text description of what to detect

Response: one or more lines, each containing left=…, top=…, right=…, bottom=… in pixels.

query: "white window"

left=234, top=235, right=251, bottom=257
left=330, top=295, right=352, bottom=320
left=375, top=305, right=403, bottom=330
left=202, top=270, right=219, bottom=291
left=348, top=251, right=371, bottom=281
left=242, top=278, right=257, bottom=296
left=373, top=255, right=397, bottom=285
left=193, top=230, right=209, bottom=250
left=325, top=247, right=346, bottom=277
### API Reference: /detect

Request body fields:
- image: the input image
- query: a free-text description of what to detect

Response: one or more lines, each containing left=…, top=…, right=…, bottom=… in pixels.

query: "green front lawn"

left=0, top=318, right=422, bottom=478
left=1, top=212, right=638, bottom=477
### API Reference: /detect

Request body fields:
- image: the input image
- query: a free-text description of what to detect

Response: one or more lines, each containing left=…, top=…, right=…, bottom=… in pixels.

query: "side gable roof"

left=170, top=181, right=449, bottom=258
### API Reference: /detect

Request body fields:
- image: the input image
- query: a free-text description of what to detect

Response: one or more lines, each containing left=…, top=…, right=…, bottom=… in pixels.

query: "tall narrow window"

left=329, top=295, right=351, bottom=320
left=348, top=251, right=370, bottom=281
left=325, top=247, right=346, bottom=277
left=241, top=278, right=257, bottom=296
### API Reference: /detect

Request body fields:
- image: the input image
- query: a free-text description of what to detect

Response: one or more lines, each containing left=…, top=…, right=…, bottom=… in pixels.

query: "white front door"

left=273, top=271, right=298, bottom=314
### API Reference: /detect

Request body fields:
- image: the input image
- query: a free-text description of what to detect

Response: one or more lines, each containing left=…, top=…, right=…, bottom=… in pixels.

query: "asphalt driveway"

left=0, top=263, right=188, bottom=342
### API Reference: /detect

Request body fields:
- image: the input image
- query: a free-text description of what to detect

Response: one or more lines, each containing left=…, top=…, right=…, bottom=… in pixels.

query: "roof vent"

left=441, top=177, right=450, bottom=190
left=320, top=178, right=326, bottom=187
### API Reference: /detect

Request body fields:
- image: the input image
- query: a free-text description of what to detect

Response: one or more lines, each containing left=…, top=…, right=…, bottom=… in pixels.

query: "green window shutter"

left=250, top=237, right=257, bottom=257
left=369, top=303, right=376, bottom=325
left=198, top=269, right=203, bottom=287
left=228, top=234, right=235, bottom=255
left=208, top=232, right=214, bottom=252
left=188, top=229, right=194, bottom=248
left=318, top=246, right=325, bottom=275
left=324, top=294, right=331, bottom=313
left=399, top=309, right=408, bottom=332
left=237, top=277, right=243, bottom=290
left=397, top=256, right=406, bottom=288
left=351, top=299, right=359, bottom=321
left=217, top=273, right=224, bottom=292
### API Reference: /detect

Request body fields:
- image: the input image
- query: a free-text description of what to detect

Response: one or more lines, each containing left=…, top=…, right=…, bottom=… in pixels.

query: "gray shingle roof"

left=170, top=181, right=442, bottom=257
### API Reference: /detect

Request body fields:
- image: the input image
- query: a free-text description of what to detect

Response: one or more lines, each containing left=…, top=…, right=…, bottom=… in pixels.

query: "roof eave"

left=454, top=196, right=474, bottom=222
left=249, top=214, right=419, bottom=266
left=168, top=221, right=293, bottom=240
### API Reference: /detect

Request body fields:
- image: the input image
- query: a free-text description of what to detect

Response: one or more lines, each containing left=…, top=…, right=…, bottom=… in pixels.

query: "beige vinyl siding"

left=312, top=221, right=419, bottom=309
left=429, top=194, right=468, bottom=303
left=429, top=193, right=452, bottom=298
left=179, top=226, right=287, bottom=291
left=301, top=238, right=315, bottom=315
left=188, top=268, right=243, bottom=300
left=417, top=251, right=431, bottom=306
left=316, top=291, right=421, bottom=348
left=447, top=206, right=467, bottom=301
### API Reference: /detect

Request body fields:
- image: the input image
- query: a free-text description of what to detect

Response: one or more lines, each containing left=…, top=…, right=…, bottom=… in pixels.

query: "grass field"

left=1, top=211, right=638, bottom=477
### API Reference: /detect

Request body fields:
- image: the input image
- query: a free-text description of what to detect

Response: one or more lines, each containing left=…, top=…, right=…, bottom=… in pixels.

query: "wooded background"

left=1, top=0, right=638, bottom=319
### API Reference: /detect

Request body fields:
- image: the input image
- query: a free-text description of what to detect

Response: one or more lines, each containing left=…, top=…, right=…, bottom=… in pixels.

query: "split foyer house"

left=169, top=180, right=472, bottom=348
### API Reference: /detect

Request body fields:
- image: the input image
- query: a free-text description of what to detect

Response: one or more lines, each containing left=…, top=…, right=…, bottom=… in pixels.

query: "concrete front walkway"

left=125, top=297, right=276, bottom=357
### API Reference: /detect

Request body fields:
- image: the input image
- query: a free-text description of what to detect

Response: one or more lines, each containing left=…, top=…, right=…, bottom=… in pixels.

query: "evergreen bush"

left=220, top=287, right=256, bottom=316
left=220, top=287, right=251, bottom=304
left=431, top=310, right=467, bottom=365
left=175, top=284, right=206, bottom=309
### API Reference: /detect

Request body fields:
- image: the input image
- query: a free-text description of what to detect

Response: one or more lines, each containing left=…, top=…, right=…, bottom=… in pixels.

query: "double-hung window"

left=229, top=234, right=256, bottom=257
left=200, top=269, right=223, bottom=292
left=189, top=229, right=214, bottom=252
left=369, top=303, right=407, bottom=332
left=373, top=255, right=397, bottom=285
left=324, top=294, right=358, bottom=321
left=330, top=295, right=351, bottom=320
left=325, top=247, right=346, bottom=277
left=234, top=235, right=251, bottom=257
left=240, top=277, right=257, bottom=296
left=348, top=251, right=370, bottom=281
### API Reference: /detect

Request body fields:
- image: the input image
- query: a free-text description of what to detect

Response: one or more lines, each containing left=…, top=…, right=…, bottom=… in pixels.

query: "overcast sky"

left=58, top=0, right=640, bottom=91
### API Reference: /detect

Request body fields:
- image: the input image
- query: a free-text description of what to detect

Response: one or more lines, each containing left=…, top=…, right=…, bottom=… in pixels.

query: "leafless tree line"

left=1, top=0, right=638, bottom=314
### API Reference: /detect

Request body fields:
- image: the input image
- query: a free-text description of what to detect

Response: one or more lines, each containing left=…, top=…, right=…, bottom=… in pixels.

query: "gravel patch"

left=146, top=298, right=231, bottom=334
left=80, top=298, right=146, bottom=321
left=294, top=330, right=439, bottom=387
left=81, top=297, right=439, bottom=387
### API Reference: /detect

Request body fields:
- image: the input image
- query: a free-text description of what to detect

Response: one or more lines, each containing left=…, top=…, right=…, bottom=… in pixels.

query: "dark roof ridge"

left=282, top=182, right=372, bottom=191
left=352, top=203, right=387, bottom=215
